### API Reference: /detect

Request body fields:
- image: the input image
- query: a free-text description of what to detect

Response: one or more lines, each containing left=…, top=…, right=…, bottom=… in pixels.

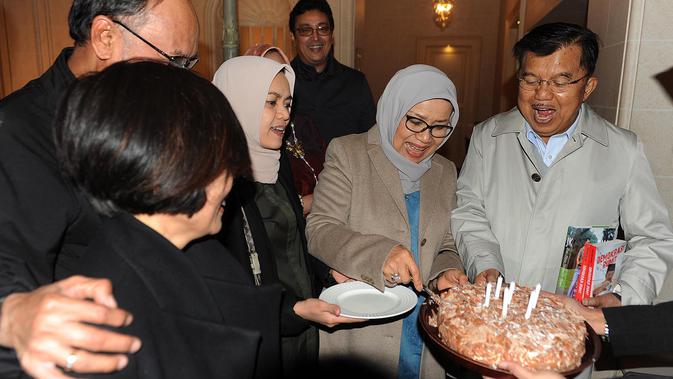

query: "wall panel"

left=0, top=0, right=71, bottom=97
left=0, top=0, right=225, bottom=97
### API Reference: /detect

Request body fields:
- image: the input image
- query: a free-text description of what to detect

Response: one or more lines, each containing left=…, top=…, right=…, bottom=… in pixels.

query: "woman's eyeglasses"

left=405, top=115, right=454, bottom=138
left=113, top=20, right=199, bottom=70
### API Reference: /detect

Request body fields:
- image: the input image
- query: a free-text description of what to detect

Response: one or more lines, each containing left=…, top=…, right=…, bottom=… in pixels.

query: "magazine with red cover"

left=567, top=239, right=626, bottom=301
left=573, top=242, right=596, bottom=302
left=581, top=244, right=596, bottom=300
left=556, top=226, right=616, bottom=295
left=590, top=240, right=627, bottom=296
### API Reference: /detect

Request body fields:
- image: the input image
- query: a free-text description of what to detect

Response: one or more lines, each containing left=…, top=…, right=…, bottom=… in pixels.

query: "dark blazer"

left=217, top=154, right=329, bottom=332
left=291, top=54, right=376, bottom=143
left=603, top=301, right=673, bottom=356
left=0, top=48, right=99, bottom=375
left=214, top=153, right=329, bottom=375
left=218, top=178, right=309, bottom=337
left=0, top=48, right=93, bottom=295
left=72, top=214, right=283, bottom=379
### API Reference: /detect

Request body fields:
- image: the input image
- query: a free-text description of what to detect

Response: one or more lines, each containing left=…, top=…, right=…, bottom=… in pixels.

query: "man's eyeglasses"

left=518, top=74, right=589, bottom=93
left=113, top=20, right=199, bottom=70
left=405, top=115, right=454, bottom=138
left=295, top=24, right=331, bottom=37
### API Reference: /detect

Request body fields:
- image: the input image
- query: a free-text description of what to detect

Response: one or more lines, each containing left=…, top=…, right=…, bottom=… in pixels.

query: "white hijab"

left=377, top=64, right=460, bottom=194
left=212, top=56, right=296, bottom=184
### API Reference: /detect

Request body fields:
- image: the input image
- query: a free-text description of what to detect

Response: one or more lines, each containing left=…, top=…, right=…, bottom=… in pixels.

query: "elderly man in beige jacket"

left=452, top=22, right=673, bottom=308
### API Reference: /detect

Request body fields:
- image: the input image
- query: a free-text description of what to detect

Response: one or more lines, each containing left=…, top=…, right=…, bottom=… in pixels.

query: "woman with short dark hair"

left=55, top=60, right=266, bottom=379
left=57, top=61, right=250, bottom=218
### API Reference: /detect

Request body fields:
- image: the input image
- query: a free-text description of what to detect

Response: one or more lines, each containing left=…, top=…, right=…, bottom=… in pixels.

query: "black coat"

left=215, top=153, right=330, bottom=374
left=603, top=301, right=673, bottom=356
left=218, top=179, right=309, bottom=336
left=0, top=48, right=93, bottom=294
left=290, top=55, right=376, bottom=143
left=0, top=49, right=285, bottom=378
left=219, top=154, right=328, bottom=294
left=0, top=48, right=99, bottom=376
left=72, top=214, right=283, bottom=379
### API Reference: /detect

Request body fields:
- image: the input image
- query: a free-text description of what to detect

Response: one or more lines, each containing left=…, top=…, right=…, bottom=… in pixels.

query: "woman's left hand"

left=581, top=292, right=621, bottom=308
left=437, top=269, right=468, bottom=290
left=293, top=298, right=365, bottom=328
left=546, top=293, right=606, bottom=334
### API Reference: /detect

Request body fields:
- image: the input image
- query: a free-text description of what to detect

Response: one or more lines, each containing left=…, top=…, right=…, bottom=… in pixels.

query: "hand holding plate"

left=293, top=298, right=365, bottom=328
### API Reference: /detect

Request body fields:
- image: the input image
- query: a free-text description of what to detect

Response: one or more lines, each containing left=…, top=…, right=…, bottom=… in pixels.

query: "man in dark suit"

left=285, top=0, right=377, bottom=214
left=0, top=0, right=198, bottom=377
left=289, top=0, right=376, bottom=144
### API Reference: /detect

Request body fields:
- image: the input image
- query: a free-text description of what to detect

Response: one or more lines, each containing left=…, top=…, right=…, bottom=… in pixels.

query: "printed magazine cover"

left=555, top=226, right=616, bottom=295
left=567, top=240, right=626, bottom=301
left=588, top=240, right=626, bottom=297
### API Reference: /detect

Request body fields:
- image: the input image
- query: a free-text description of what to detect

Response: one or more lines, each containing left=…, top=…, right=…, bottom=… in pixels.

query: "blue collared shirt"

left=524, top=106, right=583, bottom=166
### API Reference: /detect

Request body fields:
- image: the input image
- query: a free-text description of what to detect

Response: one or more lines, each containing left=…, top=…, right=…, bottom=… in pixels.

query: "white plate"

left=319, top=281, right=418, bottom=319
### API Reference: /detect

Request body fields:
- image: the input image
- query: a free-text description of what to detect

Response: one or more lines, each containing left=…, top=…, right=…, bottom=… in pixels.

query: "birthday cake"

left=430, top=282, right=586, bottom=372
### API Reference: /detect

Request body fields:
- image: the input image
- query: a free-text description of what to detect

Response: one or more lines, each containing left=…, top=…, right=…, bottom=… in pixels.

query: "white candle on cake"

left=483, top=282, right=492, bottom=307
left=501, top=287, right=510, bottom=319
left=525, top=284, right=542, bottom=320
left=494, top=276, right=503, bottom=299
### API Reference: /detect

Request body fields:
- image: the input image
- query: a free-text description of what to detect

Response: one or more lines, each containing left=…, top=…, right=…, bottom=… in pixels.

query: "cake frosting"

left=430, top=283, right=586, bottom=372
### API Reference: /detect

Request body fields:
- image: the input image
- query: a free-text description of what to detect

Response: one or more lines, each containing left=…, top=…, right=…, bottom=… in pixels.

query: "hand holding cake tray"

left=420, top=279, right=601, bottom=378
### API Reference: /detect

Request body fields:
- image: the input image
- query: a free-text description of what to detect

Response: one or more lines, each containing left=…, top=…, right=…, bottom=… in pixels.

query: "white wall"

left=588, top=0, right=673, bottom=375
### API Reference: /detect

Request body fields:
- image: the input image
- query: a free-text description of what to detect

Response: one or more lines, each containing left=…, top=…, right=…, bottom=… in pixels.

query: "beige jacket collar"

left=491, top=105, right=609, bottom=147
left=366, top=126, right=444, bottom=240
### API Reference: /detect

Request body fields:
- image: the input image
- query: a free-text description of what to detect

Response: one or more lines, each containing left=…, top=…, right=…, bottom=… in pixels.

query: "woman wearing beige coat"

left=306, top=65, right=467, bottom=378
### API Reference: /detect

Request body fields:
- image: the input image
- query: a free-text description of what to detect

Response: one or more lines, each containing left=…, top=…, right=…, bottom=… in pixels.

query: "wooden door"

left=416, top=36, right=482, bottom=169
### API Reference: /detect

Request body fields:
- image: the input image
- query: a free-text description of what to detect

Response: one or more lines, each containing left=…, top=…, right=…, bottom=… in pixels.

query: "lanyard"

left=240, top=207, right=262, bottom=286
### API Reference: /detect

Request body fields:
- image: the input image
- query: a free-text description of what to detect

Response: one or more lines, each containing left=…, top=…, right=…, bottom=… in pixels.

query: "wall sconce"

left=433, top=0, right=455, bottom=30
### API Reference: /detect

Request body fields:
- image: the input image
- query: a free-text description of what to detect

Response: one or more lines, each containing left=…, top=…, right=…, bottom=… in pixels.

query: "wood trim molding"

left=204, top=0, right=224, bottom=77
left=0, top=0, right=71, bottom=98
left=327, top=0, right=354, bottom=67
left=0, top=3, right=9, bottom=98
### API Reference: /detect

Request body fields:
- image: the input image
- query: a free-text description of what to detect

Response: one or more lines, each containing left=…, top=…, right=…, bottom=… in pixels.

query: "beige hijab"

left=212, top=56, right=296, bottom=183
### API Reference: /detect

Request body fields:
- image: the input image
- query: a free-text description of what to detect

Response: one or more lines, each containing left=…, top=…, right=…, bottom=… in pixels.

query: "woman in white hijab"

left=212, top=56, right=360, bottom=377
left=306, top=64, right=468, bottom=378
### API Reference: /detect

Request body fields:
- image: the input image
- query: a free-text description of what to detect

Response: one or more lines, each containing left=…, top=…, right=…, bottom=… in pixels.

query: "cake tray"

left=419, top=299, right=601, bottom=378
